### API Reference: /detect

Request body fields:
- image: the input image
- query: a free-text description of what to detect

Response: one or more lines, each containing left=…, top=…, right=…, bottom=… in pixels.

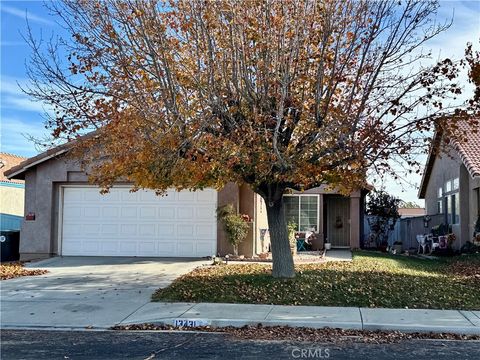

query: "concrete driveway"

left=0, top=257, right=208, bottom=329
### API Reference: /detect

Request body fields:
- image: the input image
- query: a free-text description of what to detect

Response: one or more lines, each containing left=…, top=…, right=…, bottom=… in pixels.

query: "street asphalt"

left=1, top=330, right=480, bottom=360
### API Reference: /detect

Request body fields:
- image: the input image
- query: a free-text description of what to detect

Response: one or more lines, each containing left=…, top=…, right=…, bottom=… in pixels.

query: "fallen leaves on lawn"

left=152, top=251, right=480, bottom=310
left=447, top=257, right=480, bottom=281
left=0, top=262, right=48, bottom=280
left=110, top=323, right=480, bottom=344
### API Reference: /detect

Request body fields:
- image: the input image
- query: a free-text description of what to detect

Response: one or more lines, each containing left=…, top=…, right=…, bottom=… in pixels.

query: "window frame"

left=283, top=194, right=320, bottom=232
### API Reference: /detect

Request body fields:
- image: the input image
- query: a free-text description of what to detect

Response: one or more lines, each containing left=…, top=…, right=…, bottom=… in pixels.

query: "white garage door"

left=61, top=187, right=217, bottom=257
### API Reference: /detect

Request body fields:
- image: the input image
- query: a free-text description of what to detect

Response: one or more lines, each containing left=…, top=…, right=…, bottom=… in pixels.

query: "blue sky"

left=1, top=1, right=479, bottom=203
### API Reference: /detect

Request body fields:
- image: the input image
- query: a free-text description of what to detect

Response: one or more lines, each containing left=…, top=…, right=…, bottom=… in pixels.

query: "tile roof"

left=455, top=119, right=480, bottom=178
left=418, top=118, right=480, bottom=199
left=0, top=153, right=27, bottom=184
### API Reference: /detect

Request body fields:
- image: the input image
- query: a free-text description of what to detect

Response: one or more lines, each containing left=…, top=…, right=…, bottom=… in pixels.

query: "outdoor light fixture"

left=423, top=215, right=431, bottom=228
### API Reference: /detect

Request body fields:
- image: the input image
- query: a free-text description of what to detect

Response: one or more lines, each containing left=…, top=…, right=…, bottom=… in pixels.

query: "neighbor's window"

left=452, top=177, right=459, bottom=191
left=284, top=195, right=318, bottom=231
left=437, top=200, right=443, bottom=214
left=437, top=187, right=443, bottom=214
left=445, top=180, right=452, bottom=192
left=447, top=194, right=459, bottom=225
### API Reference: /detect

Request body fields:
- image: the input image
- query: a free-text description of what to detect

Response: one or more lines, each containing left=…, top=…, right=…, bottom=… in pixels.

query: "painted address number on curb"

left=173, top=319, right=211, bottom=327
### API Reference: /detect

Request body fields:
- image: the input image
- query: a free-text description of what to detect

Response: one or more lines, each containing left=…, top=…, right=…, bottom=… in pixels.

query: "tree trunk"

left=265, top=197, right=295, bottom=278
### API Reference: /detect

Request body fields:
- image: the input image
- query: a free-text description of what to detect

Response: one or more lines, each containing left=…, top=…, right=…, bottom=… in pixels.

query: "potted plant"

left=324, top=238, right=331, bottom=250
left=378, top=240, right=389, bottom=252
left=447, top=233, right=456, bottom=249
left=392, top=240, right=402, bottom=254
left=217, top=205, right=250, bottom=257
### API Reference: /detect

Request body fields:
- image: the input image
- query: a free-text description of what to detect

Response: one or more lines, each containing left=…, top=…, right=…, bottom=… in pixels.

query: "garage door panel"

left=158, top=207, right=175, bottom=219
left=121, top=207, right=137, bottom=218
left=101, top=224, right=118, bottom=235
left=121, top=191, right=138, bottom=201
left=177, top=224, right=194, bottom=238
left=61, top=187, right=217, bottom=257
left=157, top=242, right=176, bottom=256
left=84, top=224, right=101, bottom=235
left=196, top=242, right=216, bottom=255
left=178, top=192, right=195, bottom=201
left=139, top=224, right=156, bottom=236
left=196, top=224, right=215, bottom=237
left=102, top=207, right=119, bottom=218
left=197, top=190, right=216, bottom=202
left=83, top=241, right=100, bottom=253
left=196, top=207, right=215, bottom=219
left=83, top=206, right=101, bottom=217
left=177, top=207, right=194, bottom=219
left=120, top=224, right=137, bottom=235
left=119, top=242, right=136, bottom=253
left=158, top=224, right=175, bottom=237
left=62, top=223, right=82, bottom=237
left=138, top=241, right=156, bottom=253
left=177, top=241, right=195, bottom=256
left=101, top=241, right=118, bottom=253
left=64, top=188, right=84, bottom=201
left=63, top=206, right=82, bottom=218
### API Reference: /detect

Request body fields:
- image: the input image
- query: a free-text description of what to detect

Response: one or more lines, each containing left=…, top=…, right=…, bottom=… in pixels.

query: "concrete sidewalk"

left=119, top=302, right=480, bottom=335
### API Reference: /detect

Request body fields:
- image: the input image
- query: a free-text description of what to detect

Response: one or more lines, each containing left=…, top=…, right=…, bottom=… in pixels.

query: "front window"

left=284, top=195, right=318, bottom=231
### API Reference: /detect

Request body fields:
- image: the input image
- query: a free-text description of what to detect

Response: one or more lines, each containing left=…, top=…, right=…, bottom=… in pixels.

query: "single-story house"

left=418, top=119, right=480, bottom=248
left=6, top=143, right=368, bottom=261
left=1, top=153, right=26, bottom=231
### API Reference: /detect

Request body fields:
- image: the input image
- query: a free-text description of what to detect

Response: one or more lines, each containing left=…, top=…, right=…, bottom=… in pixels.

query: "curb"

left=120, top=317, right=480, bottom=336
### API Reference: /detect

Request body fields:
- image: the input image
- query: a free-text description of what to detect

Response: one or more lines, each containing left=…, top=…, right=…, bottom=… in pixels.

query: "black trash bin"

left=1, top=231, right=20, bottom=262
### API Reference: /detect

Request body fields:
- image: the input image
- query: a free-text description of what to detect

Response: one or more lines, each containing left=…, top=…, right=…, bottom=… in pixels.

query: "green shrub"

left=217, top=204, right=249, bottom=256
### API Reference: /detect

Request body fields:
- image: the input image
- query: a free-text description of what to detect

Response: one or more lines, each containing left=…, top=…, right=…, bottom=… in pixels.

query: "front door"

left=326, top=196, right=350, bottom=247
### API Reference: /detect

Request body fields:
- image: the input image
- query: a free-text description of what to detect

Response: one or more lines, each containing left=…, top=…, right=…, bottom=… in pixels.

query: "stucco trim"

left=0, top=181, right=25, bottom=188
left=57, top=185, right=65, bottom=256
left=5, top=149, right=69, bottom=180
left=418, top=130, right=442, bottom=199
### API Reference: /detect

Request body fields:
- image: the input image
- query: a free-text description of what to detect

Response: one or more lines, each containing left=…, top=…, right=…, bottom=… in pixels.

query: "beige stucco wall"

left=254, top=194, right=270, bottom=254
left=0, top=186, right=24, bottom=216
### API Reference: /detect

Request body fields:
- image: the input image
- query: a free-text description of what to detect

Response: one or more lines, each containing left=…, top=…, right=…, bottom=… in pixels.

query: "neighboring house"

left=419, top=119, right=480, bottom=249
left=0, top=153, right=27, bottom=231
left=5, top=144, right=368, bottom=261
left=398, top=207, right=425, bottom=218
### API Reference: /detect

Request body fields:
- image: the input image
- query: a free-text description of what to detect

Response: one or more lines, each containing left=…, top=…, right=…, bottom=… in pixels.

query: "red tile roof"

left=419, top=118, right=480, bottom=199
left=455, top=119, right=480, bottom=178
left=0, top=153, right=27, bottom=184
